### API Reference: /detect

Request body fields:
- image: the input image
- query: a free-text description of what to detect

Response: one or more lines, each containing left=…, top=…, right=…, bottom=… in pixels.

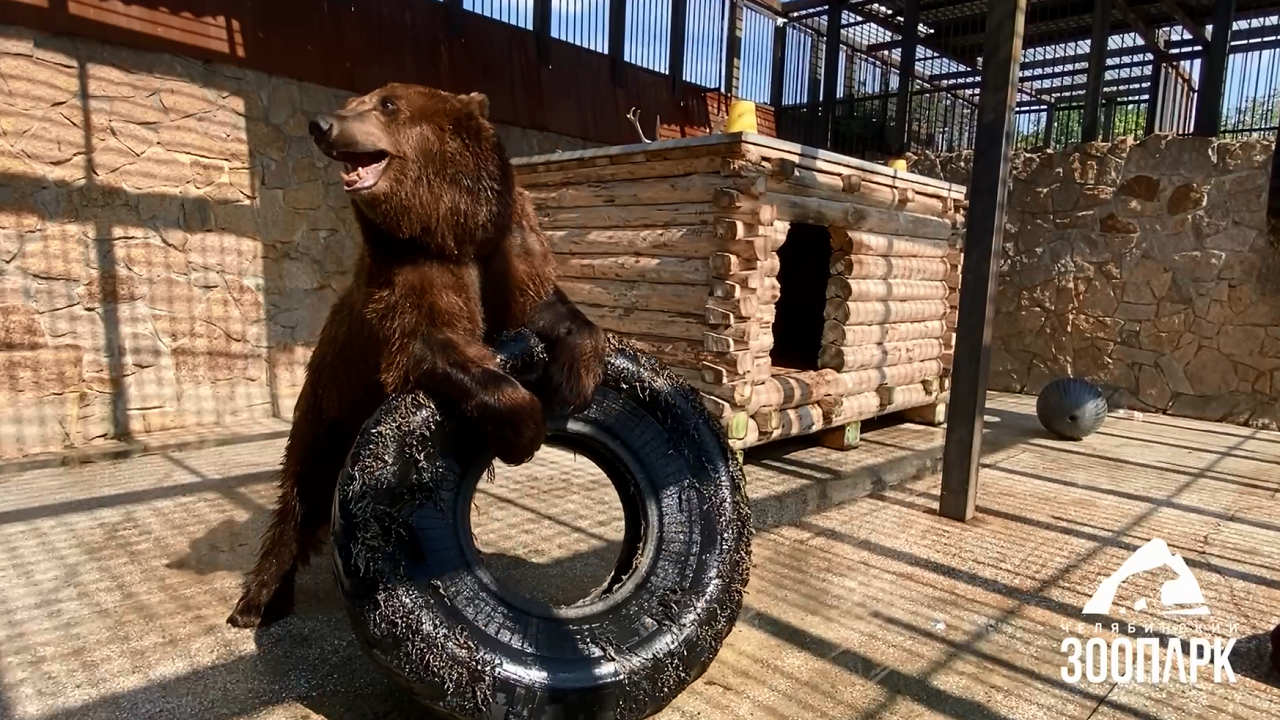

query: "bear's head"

left=309, top=82, right=512, bottom=261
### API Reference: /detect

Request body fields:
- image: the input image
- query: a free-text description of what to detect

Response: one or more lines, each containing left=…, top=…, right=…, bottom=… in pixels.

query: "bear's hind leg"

left=227, top=416, right=359, bottom=628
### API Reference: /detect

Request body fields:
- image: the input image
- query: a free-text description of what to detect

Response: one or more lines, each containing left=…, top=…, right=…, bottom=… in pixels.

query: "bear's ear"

left=465, top=92, right=490, bottom=119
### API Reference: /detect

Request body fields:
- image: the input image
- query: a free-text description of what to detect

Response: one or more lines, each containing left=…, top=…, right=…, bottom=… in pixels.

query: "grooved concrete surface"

left=0, top=393, right=1278, bottom=720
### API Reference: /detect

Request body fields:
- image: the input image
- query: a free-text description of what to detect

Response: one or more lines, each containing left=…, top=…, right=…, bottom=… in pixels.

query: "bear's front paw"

left=472, top=378, right=547, bottom=465
left=545, top=332, right=605, bottom=415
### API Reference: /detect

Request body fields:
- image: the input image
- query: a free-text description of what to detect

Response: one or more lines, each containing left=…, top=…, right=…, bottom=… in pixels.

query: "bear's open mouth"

left=336, top=151, right=390, bottom=192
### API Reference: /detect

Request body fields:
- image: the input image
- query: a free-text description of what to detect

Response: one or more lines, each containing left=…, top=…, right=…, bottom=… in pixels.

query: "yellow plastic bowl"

left=725, top=99, right=758, bottom=134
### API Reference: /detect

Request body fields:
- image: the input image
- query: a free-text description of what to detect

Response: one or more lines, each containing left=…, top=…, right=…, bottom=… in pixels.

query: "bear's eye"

left=380, top=97, right=396, bottom=113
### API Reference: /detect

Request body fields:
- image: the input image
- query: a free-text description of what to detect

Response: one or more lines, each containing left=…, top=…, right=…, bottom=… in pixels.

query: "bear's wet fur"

left=227, top=83, right=605, bottom=628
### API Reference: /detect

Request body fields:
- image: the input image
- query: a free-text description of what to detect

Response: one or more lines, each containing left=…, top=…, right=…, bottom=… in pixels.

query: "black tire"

left=331, top=331, right=752, bottom=720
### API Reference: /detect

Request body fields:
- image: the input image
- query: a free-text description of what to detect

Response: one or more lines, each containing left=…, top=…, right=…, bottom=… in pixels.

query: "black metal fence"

left=453, top=0, right=1279, bottom=157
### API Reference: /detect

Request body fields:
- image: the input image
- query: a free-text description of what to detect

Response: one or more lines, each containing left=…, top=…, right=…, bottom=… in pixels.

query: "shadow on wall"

left=0, top=22, right=363, bottom=459
left=0, top=10, right=611, bottom=461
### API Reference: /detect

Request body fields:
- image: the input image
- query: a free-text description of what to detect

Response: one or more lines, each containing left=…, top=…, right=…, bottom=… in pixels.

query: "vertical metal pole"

left=723, top=0, right=744, bottom=97
left=1082, top=0, right=1110, bottom=141
left=609, top=0, right=627, bottom=86
left=770, top=17, right=788, bottom=109
left=444, top=0, right=464, bottom=38
left=1102, top=97, right=1116, bottom=140
left=534, top=0, right=552, bottom=67
left=1144, top=56, right=1162, bottom=136
left=807, top=23, right=825, bottom=105
left=1268, top=124, right=1280, bottom=242
left=670, top=0, right=689, bottom=89
left=1193, top=0, right=1234, bottom=137
left=1043, top=105, right=1056, bottom=147
left=891, top=0, right=921, bottom=154
left=843, top=43, right=856, bottom=97
left=820, top=2, right=845, bottom=148
left=939, top=0, right=1027, bottom=522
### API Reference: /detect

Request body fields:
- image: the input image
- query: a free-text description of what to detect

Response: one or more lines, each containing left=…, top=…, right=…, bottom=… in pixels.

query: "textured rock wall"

left=912, top=135, right=1280, bottom=428
left=0, top=24, right=594, bottom=458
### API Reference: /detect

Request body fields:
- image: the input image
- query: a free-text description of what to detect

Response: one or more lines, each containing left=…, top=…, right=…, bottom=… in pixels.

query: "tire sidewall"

left=332, top=339, right=751, bottom=720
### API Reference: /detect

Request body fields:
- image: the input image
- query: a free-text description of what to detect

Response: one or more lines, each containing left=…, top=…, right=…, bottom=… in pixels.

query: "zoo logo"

left=1059, top=539, right=1238, bottom=685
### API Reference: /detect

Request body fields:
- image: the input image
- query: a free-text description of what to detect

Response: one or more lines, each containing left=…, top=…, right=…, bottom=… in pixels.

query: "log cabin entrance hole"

left=770, top=222, right=831, bottom=372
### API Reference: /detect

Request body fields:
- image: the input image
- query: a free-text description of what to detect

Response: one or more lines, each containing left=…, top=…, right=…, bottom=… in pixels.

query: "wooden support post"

left=891, top=0, right=921, bottom=154
left=1193, top=0, right=1235, bottom=137
left=724, top=0, right=744, bottom=97
left=902, top=402, right=947, bottom=426
left=609, top=0, right=627, bottom=86
left=1081, top=0, right=1110, bottom=142
left=770, top=17, right=788, bottom=109
left=940, top=0, right=1027, bottom=523
left=817, top=422, right=861, bottom=451
left=670, top=0, right=689, bottom=90
left=533, top=0, right=552, bottom=67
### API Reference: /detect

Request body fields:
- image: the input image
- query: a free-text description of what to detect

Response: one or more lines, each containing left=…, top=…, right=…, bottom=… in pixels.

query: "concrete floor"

left=0, top=393, right=1277, bottom=720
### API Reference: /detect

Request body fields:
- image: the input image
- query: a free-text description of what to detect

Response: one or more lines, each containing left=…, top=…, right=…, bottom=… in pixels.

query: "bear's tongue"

left=339, top=153, right=389, bottom=192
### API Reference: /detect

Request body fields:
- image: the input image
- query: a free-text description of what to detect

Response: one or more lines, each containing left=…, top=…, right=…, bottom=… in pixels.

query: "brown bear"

left=227, top=83, right=606, bottom=628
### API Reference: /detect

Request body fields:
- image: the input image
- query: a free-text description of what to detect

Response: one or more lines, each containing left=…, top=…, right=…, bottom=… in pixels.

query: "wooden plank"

left=826, top=278, right=949, bottom=302
left=578, top=306, right=707, bottom=342
left=740, top=134, right=967, bottom=198
left=818, top=339, right=946, bottom=372
left=703, top=330, right=773, bottom=354
left=821, top=319, right=947, bottom=347
left=901, top=401, right=948, bottom=426
left=830, top=229, right=951, bottom=257
left=559, top=279, right=708, bottom=314
left=539, top=202, right=774, bottom=229
left=765, top=178, right=952, bottom=219
left=517, top=155, right=727, bottom=186
left=824, top=298, right=950, bottom=325
left=768, top=195, right=954, bottom=239
left=829, top=254, right=950, bottom=280
left=512, top=134, right=743, bottom=171
left=750, top=370, right=837, bottom=412
left=815, top=422, right=861, bottom=450
left=827, top=359, right=946, bottom=397
left=527, top=174, right=765, bottom=209
left=545, top=227, right=719, bottom=258
left=555, top=255, right=710, bottom=285
left=701, top=360, right=770, bottom=386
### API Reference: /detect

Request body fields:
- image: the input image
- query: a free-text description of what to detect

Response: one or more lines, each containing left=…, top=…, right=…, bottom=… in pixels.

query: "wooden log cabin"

left=513, top=133, right=967, bottom=451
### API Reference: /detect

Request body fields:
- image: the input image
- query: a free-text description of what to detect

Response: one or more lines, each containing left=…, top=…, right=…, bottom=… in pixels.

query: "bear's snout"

left=309, top=114, right=336, bottom=144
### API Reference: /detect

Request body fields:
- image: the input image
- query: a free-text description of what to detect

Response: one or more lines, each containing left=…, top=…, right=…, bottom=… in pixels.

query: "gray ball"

left=1036, top=377, right=1108, bottom=440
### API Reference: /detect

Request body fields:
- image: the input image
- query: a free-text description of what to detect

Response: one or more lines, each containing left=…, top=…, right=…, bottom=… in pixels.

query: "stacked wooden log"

left=516, top=144, right=778, bottom=417
left=729, top=153, right=963, bottom=448
left=514, top=135, right=967, bottom=450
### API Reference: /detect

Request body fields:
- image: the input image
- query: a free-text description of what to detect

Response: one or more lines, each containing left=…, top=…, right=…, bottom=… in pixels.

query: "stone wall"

left=0, top=23, right=595, bottom=458
left=911, top=135, right=1280, bottom=428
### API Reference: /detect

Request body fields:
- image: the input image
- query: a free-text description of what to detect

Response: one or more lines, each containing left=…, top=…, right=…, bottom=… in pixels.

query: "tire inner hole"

left=470, top=442, right=628, bottom=608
